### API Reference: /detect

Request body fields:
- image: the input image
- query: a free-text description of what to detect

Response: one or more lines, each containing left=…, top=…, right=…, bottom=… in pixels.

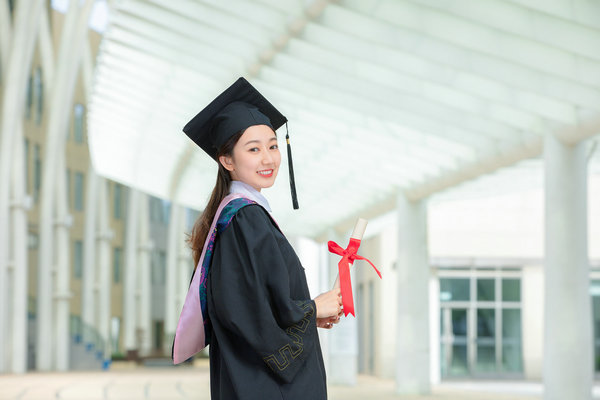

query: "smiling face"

left=219, top=124, right=281, bottom=192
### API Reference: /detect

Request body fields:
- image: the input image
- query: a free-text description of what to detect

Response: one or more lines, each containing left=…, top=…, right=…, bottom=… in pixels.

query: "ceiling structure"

left=88, top=0, right=600, bottom=239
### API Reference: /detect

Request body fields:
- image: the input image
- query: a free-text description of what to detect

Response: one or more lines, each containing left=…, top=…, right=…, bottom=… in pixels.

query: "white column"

left=327, top=230, right=358, bottom=385
left=0, top=0, right=44, bottom=373
left=82, top=165, right=98, bottom=344
left=543, top=134, right=592, bottom=400
left=96, top=178, right=112, bottom=368
left=36, top=0, right=93, bottom=370
left=54, top=151, right=72, bottom=371
left=176, top=209, right=191, bottom=318
left=137, top=194, right=153, bottom=357
left=10, top=121, right=30, bottom=374
left=123, top=188, right=140, bottom=357
left=396, top=194, right=430, bottom=394
left=164, top=204, right=182, bottom=351
left=318, top=243, right=331, bottom=374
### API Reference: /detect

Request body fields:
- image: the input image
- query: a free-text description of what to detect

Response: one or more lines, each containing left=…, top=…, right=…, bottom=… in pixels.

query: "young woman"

left=173, top=78, right=342, bottom=399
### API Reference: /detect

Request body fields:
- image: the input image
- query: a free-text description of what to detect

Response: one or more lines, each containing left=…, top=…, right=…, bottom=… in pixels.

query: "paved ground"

left=0, top=361, right=596, bottom=399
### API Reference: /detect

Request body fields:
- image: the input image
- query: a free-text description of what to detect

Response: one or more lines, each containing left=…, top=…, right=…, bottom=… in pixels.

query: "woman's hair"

left=188, top=130, right=244, bottom=269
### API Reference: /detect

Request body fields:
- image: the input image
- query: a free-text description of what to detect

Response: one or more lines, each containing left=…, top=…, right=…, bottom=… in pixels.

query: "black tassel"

left=285, top=123, right=299, bottom=210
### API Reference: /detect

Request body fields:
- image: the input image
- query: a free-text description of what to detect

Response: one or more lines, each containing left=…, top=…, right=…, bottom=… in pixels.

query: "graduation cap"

left=183, top=77, right=299, bottom=209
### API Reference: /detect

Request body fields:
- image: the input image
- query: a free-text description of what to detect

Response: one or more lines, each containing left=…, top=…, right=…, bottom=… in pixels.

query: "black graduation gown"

left=206, top=204, right=327, bottom=400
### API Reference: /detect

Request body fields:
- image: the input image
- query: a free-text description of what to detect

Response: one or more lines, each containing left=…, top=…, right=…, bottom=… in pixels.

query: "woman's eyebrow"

left=243, top=137, right=277, bottom=146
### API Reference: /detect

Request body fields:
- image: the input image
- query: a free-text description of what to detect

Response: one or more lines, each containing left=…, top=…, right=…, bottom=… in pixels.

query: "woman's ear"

left=219, top=155, right=234, bottom=172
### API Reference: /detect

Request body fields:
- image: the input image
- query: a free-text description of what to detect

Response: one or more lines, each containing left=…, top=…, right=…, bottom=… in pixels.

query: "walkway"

left=1, top=362, right=597, bottom=399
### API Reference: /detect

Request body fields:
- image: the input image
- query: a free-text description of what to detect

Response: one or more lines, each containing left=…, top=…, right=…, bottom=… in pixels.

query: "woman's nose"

left=262, top=148, right=273, bottom=164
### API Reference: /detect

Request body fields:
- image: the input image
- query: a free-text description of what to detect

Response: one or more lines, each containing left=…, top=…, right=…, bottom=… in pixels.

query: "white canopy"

left=88, top=0, right=600, bottom=238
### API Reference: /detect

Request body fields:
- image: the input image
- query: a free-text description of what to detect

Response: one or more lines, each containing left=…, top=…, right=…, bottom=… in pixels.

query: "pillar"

left=10, top=120, right=30, bottom=373
left=54, top=151, right=72, bottom=371
left=327, top=230, right=358, bottom=385
left=82, top=165, right=98, bottom=345
left=0, top=0, right=44, bottom=373
left=137, top=194, right=153, bottom=357
left=96, top=178, right=112, bottom=369
left=396, top=194, right=430, bottom=394
left=543, top=134, right=592, bottom=400
left=164, top=204, right=182, bottom=351
left=123, top=188, right=140, bottom=358
left=36, top=0, right=94, bottom=370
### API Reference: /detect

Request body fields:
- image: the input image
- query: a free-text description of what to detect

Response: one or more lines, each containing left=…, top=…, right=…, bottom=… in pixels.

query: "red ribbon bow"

left=328, top=238, right=382, bottom=317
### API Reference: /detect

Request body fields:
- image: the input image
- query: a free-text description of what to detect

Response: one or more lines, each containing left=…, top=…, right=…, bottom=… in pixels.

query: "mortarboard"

left=183, top=77, right=299, bottom=209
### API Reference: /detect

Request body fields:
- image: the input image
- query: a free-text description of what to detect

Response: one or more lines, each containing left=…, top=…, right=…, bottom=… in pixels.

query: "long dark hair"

left=188, top=130, right=244, bottom=268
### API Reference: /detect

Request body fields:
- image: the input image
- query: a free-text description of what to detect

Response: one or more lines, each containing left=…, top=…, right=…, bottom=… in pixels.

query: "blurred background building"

left=1, top=1, right=599, bottom=399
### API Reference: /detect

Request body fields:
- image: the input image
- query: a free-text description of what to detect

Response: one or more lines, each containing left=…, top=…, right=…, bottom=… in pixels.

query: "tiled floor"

left=0, top=362, right=594, bottom=399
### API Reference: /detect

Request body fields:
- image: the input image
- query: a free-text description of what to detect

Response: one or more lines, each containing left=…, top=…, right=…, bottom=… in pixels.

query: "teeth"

left=258, top=170, right=272, bottom=176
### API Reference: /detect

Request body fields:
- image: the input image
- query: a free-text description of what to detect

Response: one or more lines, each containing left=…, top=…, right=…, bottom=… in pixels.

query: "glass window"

left=34, top=144, right=41, bottom=203
left=34, top=67, right=43, bottom=125
left=476, top=344, right=496, bottom=373
left=477, top=278, right=495, bottom=301
left=477, top=308, right=495, bottom=338
left=74, top=104, right=85, bottom=143
left=66, top=169, right=71, bottom=209
left=74, top=240, right=83, bottom=279
left=114, top=183, right=122, bottom=219
left=74, top=172, right=84, bottom=211
left=451, top=309, right=467, bottom=336
left=113, top=247, right=122, bottom=283
left=24, top=139, right=30, bottom=194
left=152, top=250, right=166, bottom=284
left=502, top=279, right=520, bottom=302
left=449, top=344, right=468, bottom=375
left=25, top=74, right=33, bottom=119
left=440, top=278, right=470, bottom=302
left=162, top=200, right=171, bottom=224
left=592, top=295, right=600, bottom=372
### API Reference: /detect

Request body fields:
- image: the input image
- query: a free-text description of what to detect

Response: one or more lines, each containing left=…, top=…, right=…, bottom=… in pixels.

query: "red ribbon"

left=327, top=238, right=382, bottom=317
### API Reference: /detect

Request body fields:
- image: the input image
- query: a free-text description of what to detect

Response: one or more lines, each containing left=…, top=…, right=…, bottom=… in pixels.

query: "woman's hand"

left=317, top=311, right=343, bottom=329
left=314, top=288, right=342, bottom=319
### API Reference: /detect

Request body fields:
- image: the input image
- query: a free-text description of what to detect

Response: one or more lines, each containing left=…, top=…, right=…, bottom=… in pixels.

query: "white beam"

left=301, top=9, right=600, bottom=107
left=0, top=0, right=44, bottom=373
left=333, top=1, right=600, bottom=88
left=37, top=0, right=93, bottom=370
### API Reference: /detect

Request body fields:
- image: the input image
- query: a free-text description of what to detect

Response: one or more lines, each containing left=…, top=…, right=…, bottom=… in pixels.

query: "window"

left=113, top=247, right=123, bottom=283
left=502, top=279, right=520, bottom=302
left=66, top=169, right=71, bottom=208
left=114, top=183, right=123, bottom=219
left=33, top=67, right=43, bottom=125
left=74, top=171, right=84, bottom=211
left=25, top=74, right=33, bottom=119
left=439, top=271, right=523, bottom=378
left=73, top=240, right=83, bottom=279
left=152, top=250, right=166, bottom=284
left=24, top=139, right=30, bottom=194
left=440, top=278, right=469, bottom=302
left=34, top=144, right=41, bottom=203
left=74, top=104, right=85, bottom=143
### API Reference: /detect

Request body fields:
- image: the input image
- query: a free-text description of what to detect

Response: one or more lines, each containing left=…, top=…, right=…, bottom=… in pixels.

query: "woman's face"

left=219, top=124, right=281, bottom=192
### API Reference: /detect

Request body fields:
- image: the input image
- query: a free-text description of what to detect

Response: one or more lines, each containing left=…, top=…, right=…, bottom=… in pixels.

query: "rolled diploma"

left=333, top=217, right=368, bottom=289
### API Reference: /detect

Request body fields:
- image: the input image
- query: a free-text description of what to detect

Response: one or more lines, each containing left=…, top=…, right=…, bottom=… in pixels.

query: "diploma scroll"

left=328, top=218, right=381, bottom=317
left=332, top=218, right=368, bottom=289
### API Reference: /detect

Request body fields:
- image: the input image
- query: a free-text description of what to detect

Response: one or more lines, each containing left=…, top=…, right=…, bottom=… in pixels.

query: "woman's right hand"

left=314, top=288, right=342, bottom=319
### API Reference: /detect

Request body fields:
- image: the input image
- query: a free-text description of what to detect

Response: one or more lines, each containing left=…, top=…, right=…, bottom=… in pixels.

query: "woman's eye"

left=249, top=147, right=259, bottom=152
left=270, top=145, right=278, bottom=150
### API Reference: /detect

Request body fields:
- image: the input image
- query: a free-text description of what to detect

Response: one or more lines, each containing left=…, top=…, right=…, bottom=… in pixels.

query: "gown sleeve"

left=209, top=204, right=318, bottom=384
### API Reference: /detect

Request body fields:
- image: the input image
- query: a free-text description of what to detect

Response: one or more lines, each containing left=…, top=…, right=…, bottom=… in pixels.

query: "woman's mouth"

left=258, top=169, right=273, bottom=178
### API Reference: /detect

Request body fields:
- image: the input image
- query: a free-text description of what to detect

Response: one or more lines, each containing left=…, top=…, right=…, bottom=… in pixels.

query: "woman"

left=174, top=77, right=342, bottom=399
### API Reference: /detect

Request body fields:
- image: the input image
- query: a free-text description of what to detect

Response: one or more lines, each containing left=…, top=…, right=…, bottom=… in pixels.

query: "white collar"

left=229, top=181, right=272, bottom=212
